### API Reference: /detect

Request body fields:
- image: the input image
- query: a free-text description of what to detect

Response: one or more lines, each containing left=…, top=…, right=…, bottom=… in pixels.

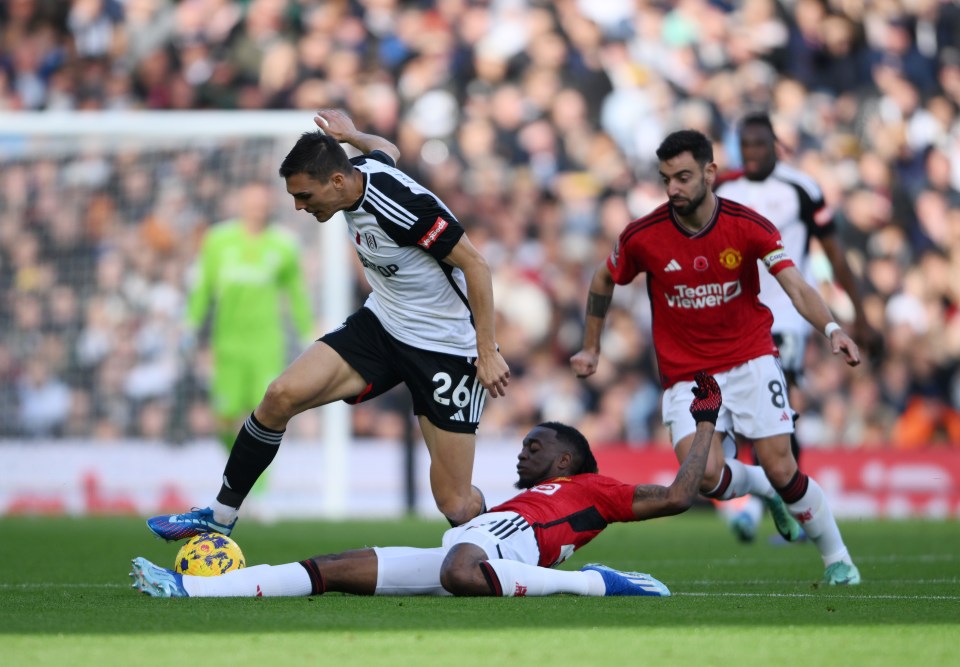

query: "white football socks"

left=373, top=546, right=449, bottom=596
left=711, top=458, right=776, bottom=501
left=181, top=563, right=312, bottom=597
left=484, top=559, right=606, bottom=597
left=785, top=476, right=851, bottom=566
left=210, top=500, right=239, bottom=526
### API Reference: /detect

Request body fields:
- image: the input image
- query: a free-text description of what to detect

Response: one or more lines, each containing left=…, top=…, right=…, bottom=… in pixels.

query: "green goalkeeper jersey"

left=187, top=220, right=313, bottom=356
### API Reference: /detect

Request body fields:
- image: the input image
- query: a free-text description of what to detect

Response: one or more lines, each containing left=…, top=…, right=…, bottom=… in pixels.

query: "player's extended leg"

left=309, top=547, right=452, bottom=596
left=442, top=543, right=607, bottom=597
left=132, top=547, right=452, bottom=598
left=713, top=435, right=774, bottom=543
left=220, top=339, right=369, bottom=506
left=418, top=416, right=485, bottom=526
left=753, top=434, right=860, bottom=584
left=439, top=544, right=668, bottom=597
left=147, top=341, right=369, bottom=541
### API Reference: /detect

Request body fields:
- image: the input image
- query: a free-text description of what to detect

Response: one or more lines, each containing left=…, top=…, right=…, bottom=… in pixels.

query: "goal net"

left=0, top=111, right=354, bottom=514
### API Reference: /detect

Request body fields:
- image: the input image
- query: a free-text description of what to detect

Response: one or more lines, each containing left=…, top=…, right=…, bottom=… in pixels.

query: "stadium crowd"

left=1, top=0, right=959, bottom=449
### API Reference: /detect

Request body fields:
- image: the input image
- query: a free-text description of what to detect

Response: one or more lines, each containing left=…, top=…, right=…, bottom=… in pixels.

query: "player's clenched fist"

left=570, top=350, right=599, bottom=379
left=689, top=371, right=722, bottom=425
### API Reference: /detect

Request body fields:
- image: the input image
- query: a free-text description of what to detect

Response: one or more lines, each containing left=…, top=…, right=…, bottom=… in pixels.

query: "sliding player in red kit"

left=132, top=373, right=725, bottom=599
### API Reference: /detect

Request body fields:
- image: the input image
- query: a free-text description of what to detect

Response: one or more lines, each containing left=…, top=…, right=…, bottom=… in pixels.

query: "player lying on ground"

left=130, top=373, right=723, bottom=598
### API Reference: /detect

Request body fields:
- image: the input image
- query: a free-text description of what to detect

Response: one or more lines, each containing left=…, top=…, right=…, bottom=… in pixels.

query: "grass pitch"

left=0, top=511, right=956, bottom=667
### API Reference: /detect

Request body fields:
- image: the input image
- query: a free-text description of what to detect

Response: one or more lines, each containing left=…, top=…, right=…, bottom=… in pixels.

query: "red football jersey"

left=490, top=473, right=636, bottom=567
left=607, top=197, right=794, bottom=388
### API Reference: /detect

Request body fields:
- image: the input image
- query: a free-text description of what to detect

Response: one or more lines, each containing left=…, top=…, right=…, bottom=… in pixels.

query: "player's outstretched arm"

left=443, top=235, right=510, bottom=398
left=630, top=372, right=720, bottom=520
left=314, top=108, right=401, bottom=163
left=571, top=262, right=616, bottom=379
left=774, top=265, right=861, bottom=366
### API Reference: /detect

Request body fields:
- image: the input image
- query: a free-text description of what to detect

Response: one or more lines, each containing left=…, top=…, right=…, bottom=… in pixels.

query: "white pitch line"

left=680, top=578, right=960, bottom=585
left=0, top=583, right=129, bottom=589
left=2, top=584, right=960, bottom=601
left=677, top=592, right=960, bottom=601
left=636, top=553, right=956, bottom=567
left=856, top=554, right=956, bottom=563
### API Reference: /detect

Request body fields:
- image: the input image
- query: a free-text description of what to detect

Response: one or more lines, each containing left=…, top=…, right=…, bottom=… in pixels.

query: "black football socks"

left=217, top=413, right=283, bottom=508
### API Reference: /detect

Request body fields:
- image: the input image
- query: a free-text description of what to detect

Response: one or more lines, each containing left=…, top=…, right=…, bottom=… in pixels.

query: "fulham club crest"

left=364, top=232, right=378, bottom=250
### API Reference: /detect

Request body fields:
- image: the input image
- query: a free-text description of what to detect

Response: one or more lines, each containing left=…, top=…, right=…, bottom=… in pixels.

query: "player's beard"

left=515, top=476, right=534, bottom=490
left=515, top=471, right=546, bottom=490
left=670, top=178, right=708, bottom=217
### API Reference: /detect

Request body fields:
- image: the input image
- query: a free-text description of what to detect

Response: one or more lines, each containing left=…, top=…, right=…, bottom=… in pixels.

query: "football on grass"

left=174, top=533, right=245, bottom=576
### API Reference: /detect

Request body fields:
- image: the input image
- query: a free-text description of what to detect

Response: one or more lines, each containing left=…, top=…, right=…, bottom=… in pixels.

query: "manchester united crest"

left=719, top=247, right=742, bottom=270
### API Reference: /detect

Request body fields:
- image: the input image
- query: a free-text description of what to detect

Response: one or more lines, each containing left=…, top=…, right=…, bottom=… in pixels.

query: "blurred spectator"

left=17, top=355, right=72, bottom=437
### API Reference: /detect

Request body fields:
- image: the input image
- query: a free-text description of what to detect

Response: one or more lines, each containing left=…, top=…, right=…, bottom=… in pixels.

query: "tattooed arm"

left=630, top=372, right=721, bottom=520
left=630, top=422, right=714, bottom=519
left=570, top=262, right=616, bottom=379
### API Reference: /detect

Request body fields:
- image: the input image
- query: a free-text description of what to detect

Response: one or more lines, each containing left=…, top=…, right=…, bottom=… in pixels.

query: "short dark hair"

left=655, top=130, right=713, bottom=165
left=538, top=421, right=598, bottom=475
left=738, top=111, right=777, bottom=139
left=279, top=131, right=353, bottom=181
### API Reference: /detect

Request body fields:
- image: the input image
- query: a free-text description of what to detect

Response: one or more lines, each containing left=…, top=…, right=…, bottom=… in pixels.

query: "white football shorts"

left=662, top=355, right=795, bottom=447
left=442, top=511, right=540, bottom=565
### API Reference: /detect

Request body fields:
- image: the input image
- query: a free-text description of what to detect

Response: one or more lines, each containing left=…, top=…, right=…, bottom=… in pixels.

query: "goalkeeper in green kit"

left=185, top=181, right=313, bottom=454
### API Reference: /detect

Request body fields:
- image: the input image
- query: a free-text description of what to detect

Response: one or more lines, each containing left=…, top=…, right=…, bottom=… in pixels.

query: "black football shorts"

left=320, top=307, right=487, bottom=434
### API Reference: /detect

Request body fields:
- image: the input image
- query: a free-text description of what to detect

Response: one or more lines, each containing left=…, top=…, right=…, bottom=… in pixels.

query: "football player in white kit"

left=147, top=110, right=510, bottom=539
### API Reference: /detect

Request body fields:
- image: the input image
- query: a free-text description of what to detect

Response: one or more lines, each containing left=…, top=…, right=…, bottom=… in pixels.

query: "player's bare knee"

left=433, top=486, right=483, bottom=526
left=435, top=493, right=479, bottom=527
left=440, top=548, right=489, bottom=596
left=439, top=563, right=471, bottom=595
left=698, top=467, right=723, bottom=494
left=762, top=459, right=798, bottom=488
left=260, top=378, right=299, bottom=421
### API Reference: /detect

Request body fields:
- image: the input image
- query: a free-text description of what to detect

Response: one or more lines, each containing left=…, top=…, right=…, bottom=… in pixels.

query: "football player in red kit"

left=571, top=130, right=861, bottom=586
left=713, top=112, right=879, bottom=543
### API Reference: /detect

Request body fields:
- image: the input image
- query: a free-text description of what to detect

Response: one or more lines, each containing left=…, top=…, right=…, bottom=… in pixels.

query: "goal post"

left=0, top=110, right=353, bottom=517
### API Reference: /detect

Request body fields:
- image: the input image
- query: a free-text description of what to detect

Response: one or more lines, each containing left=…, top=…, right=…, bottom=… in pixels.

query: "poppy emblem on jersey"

left=355, top=232, right=361, bottom=245
left=418, top=217, right=448, bottom=249
left=693, top=256, right=708, bottom=271
left=364, top=232, right=378, bottom=250
left=719, top=247, right=742, bottom=270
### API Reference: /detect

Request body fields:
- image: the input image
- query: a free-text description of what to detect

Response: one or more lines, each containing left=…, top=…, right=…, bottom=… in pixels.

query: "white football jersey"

left=715, top=162, right=835, bottom=337
left=343, top=152, right=478, bottom=357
